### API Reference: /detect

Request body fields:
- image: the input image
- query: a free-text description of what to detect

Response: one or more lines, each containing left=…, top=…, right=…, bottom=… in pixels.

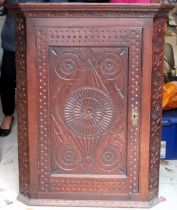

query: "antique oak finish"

left=8, top=1, right=174, bottom=208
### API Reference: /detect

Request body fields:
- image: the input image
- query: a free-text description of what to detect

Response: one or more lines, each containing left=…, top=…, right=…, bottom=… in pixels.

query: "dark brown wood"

left=149, top=16, right=166, bottom=200
left=8, top=2, right=174, bottom=208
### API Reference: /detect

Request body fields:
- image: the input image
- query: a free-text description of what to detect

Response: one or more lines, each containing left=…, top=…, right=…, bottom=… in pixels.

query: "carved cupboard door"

left=35, top=22, right=142, bottom=200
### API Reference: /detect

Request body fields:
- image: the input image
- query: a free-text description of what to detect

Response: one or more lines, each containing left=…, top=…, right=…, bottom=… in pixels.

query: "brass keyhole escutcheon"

left=131, top=109, right=138, bottom=127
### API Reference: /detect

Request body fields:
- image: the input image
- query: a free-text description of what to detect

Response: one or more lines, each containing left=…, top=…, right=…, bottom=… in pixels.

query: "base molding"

left=17, top=194, right=160, bottom=208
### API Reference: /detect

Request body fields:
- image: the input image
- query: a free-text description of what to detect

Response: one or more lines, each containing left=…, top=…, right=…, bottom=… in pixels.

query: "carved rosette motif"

left=63, top=87, right=113, bottom=137
left=55, top=145, right=79, bottom=171
left=98, top=53, right=123, bottom=80
left=52, top=52, right=80, bottom=80
left=98, top=145, right=122, bottom=171
left=149, top=17, right=166, bottom=198
left=16, top=16, right=30, bottom=197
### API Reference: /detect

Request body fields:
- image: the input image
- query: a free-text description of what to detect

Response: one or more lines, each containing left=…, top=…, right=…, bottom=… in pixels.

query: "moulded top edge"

left=6, top=3, right=175, bottom=18
left=6, top=3, right=175, bottom=11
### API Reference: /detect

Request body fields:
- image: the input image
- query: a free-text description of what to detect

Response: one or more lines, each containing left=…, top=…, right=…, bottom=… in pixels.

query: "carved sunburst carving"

left=63, top=87, right=114, bottom=137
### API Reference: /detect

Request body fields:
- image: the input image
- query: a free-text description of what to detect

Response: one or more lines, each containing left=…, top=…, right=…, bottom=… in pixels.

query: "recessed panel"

left=49, top=47, right=128, bottom=176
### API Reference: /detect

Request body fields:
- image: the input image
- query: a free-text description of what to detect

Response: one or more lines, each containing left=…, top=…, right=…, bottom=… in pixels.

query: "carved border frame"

left=36, top=26, right=142, bottom=195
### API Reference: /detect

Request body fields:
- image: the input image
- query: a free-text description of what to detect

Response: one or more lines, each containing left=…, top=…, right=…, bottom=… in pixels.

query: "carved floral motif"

left=98, top=53, right=122, bottom=80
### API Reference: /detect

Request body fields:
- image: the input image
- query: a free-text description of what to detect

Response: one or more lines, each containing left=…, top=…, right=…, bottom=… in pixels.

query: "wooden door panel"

left=36, top=26, right=142, bottom=195
left=50, top=46, right=128, bottom=176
